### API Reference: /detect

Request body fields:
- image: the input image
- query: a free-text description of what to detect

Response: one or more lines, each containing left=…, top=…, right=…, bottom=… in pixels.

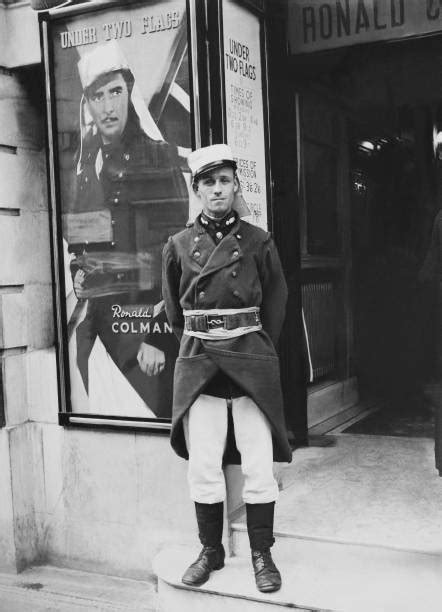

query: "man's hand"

left=73, top=269, right=86, bottom=299
left=137, top=342, right=166, bottom=376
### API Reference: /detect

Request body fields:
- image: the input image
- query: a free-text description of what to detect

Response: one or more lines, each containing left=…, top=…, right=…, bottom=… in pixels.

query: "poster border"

left=40, top=0, right=197, bottom=432
left=0, top=360, right=5, bottom=428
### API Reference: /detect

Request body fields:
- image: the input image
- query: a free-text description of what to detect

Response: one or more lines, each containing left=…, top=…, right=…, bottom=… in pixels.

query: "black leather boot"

left=182, top=502, right=225, bottom=586
left=246, top=502, right=281, bottom=593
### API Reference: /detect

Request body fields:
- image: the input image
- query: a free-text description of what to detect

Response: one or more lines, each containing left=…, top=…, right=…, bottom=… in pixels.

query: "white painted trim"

left=69, top=417, right=171, bottom=429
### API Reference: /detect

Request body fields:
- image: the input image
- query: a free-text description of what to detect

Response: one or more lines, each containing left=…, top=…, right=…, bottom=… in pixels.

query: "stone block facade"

left=0, top=22, right=198, bottom=578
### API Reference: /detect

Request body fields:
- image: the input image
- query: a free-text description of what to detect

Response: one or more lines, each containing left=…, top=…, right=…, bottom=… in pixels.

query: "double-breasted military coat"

left=162, top=214, right=293, bottom=464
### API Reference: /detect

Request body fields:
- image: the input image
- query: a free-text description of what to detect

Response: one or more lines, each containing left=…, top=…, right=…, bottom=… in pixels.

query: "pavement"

left=0, top=566, right=158, bottom=611
left=3, top=433, right=442, bottom=611
left=274, top=433, right=442, bottom=552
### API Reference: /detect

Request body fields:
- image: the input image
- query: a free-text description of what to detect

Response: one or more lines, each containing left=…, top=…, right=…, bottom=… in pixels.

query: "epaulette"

left=186, top=221, right=195, bottom=228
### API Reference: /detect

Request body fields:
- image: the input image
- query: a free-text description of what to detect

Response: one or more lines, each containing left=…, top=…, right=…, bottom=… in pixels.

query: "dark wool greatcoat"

left=162, top=214, right=292, bottom=464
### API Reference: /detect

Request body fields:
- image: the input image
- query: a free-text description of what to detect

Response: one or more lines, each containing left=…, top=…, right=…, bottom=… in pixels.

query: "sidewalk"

left=0, top=566, right=158, bottom=612
left=155, top=434, right=442, bottom=611
left=3, top=434, right=442, bottom=611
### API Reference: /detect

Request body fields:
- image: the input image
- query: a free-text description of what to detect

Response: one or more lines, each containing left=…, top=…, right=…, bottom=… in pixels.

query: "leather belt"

left=184, top=309, right=261, bottom=333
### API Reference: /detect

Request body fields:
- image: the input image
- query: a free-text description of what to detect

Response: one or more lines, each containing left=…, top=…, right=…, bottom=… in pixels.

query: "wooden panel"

left=302, top=280, right=336, bottom=379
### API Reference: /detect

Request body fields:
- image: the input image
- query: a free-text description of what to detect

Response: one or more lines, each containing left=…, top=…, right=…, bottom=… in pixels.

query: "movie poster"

left=48, top=0, right=192, bottom=419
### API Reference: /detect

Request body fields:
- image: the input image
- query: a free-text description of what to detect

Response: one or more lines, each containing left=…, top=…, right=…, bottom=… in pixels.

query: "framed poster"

left=41, top=0, right=195, bottom=428
left=222, top=0, right=269, bottom=230
left=0, top=365, right=4, bottom=428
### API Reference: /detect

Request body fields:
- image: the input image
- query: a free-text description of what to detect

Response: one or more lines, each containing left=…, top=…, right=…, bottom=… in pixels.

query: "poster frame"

left=0, top=363, right=4, bottom=428
left=40, top=0, right=199, bottom=432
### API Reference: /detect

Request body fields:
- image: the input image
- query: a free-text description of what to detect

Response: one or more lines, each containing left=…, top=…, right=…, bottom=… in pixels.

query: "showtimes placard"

left=222, top=0, right=268, bottom=230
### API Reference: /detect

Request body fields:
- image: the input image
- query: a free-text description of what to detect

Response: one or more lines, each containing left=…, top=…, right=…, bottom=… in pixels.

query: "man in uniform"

left=66, top=42, right=188, bottom=416
left=162, top=144, right=292, bottom=592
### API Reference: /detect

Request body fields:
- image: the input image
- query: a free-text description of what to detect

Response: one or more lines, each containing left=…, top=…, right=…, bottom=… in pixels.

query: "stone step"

left=231, top=518, right=442, bottom=564
left=154, top=435, right=442, bottom=610
left=0, top=565, right=157, bottom=611
left=153, top=543, right=442, bottom=611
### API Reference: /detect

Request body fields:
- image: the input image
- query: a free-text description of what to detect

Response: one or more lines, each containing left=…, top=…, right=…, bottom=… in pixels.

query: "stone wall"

left=0, top=66, right=53, bottom=572
left=0, top=3, right=40, bottom=68
left=0, top=61, right=196, bottom=580
left=0, top=3, right=250, bottom=580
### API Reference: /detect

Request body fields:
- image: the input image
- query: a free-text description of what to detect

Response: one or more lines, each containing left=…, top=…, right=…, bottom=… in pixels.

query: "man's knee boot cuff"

left=246, top=502, right=276, bottom=550
left=194, top=501, right=224, bottom=547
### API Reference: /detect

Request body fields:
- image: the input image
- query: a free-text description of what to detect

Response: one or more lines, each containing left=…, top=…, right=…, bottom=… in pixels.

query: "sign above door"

left=288, top=0, right=442, bottom=54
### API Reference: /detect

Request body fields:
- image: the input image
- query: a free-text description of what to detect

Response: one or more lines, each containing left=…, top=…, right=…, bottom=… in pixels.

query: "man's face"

left=86, top=72, right=129, bottom=145
left=194, top=166, right=238, bottom=219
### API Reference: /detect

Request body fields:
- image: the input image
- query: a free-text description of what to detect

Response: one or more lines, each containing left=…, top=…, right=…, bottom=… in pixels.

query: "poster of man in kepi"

left=47, top=0, right=192, bottom=420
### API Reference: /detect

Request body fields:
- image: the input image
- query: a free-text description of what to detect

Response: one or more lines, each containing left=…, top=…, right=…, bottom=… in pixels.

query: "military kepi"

left=188, top=144, right=237, bottom=182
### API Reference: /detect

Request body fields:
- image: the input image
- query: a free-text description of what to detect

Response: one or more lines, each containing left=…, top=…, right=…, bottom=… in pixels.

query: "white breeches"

left=183, top=394, right=279, bottom=504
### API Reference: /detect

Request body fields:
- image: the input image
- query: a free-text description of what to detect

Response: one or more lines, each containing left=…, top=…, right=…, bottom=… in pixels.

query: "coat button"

left=124, top=153, right=130, bottom=161
left=232, top=250, right=239, bottom=257
left=233, top=290, right=240, bottom=297
left=111, top=219, right=115, bottom=226
left=194, top=236, right=200, bottom=242
left=113, top=198, right=119, bottom=204
left=236, top=234, right=242, bottom=240
left=199, top=291, right=205, bottom=299
left=194, top=251, right=200, bottom=258
left=216, top=231, right=223, bottom=241
left=118, top=171, right=124, bottom=179
left=231, top=270, right=238, bottom=278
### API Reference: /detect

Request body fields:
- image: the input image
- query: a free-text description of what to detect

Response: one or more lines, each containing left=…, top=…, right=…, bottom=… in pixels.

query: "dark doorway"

left=344, top=39, right=440, bottom=435
left=292, top=35, right=441, bottom=437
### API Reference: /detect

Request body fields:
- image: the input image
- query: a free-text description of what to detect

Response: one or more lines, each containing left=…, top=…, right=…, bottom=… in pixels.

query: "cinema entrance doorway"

left=292, top=33, right=440, bottom=440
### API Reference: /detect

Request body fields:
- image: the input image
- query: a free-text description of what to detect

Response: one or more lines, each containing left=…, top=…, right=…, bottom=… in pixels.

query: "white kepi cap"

left=77, top=40, right=131, bottom=91
left=188, top=144, right=250, bottom=217
left=188, top=143, right=237, bottom=181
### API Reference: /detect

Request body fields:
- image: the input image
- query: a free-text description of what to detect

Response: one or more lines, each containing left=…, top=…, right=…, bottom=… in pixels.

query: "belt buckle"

left=207, top=315, right=226, bottom=330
